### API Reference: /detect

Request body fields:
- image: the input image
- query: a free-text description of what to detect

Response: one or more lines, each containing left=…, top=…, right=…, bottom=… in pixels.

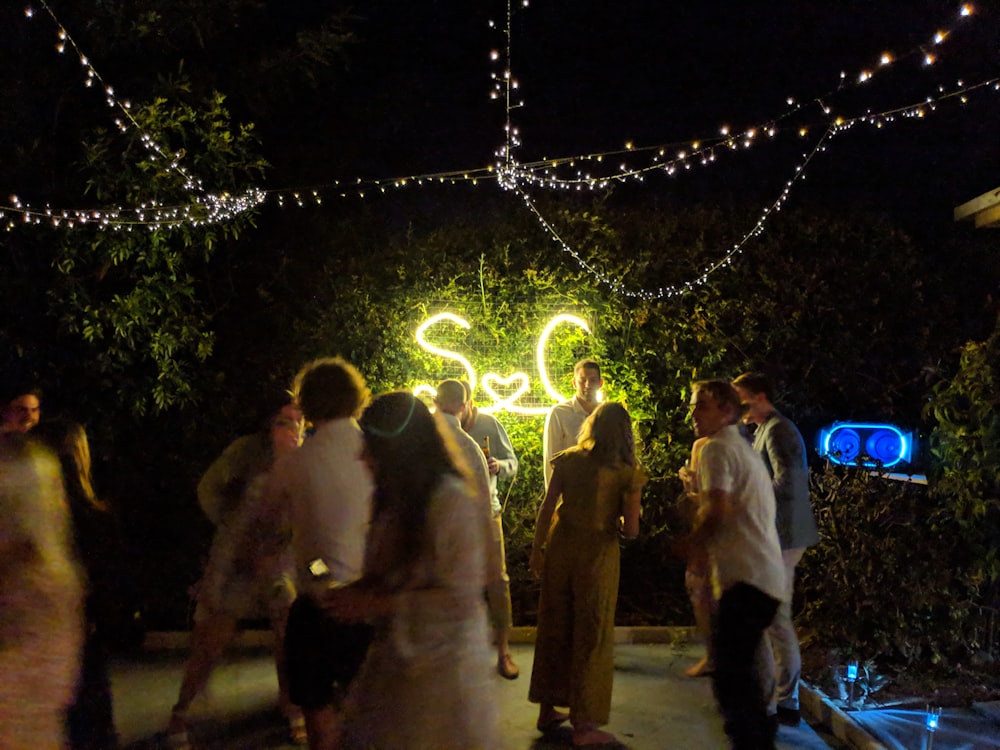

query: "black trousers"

left=711, top=582, right=780, bottom=750
left=285, top=595, right=373, bottom=710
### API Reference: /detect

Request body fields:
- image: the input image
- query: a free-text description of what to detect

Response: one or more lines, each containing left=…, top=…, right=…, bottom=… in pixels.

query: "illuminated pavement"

left=112, top=641, right=840, bottom=749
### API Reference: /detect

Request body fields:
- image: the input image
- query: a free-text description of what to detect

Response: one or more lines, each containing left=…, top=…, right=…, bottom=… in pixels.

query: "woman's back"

left=552, top=449, right=639, bottom=535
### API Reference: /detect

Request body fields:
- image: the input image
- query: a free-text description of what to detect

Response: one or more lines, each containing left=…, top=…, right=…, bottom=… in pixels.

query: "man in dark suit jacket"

left=733, top=372, right=819, bottom=728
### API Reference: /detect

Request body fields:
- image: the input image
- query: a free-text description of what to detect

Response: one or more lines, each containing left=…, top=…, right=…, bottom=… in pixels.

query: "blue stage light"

left=818, top=423, right=913, bottom=468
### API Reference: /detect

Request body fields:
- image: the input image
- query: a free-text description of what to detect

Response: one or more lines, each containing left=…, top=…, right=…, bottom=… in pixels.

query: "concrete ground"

left=112, top=642, right=837, bottom=749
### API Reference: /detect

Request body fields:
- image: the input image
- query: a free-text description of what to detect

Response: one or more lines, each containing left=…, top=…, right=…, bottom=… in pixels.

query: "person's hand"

left=486, top=456, right=500, bottom=476
left=529, top=547, right=545, bottom=580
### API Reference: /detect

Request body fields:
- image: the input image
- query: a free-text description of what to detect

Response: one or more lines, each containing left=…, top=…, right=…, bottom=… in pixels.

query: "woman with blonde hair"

left=529, top=401, right=646, bottom=747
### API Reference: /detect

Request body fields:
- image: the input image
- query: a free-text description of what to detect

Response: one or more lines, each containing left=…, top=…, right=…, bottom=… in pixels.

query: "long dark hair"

left=359, top=391, right=460, bottom=570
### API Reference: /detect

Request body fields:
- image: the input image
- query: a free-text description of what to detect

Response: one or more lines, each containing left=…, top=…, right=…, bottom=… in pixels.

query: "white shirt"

left=542, top=397, right=590, bottom=487
left=438, top=412, right=492, bottom=516
left=437, top=412, right=501, bottom=584
left=698, top=423, right=788, bottom=602
left=268, top=417, right=374, bottom=597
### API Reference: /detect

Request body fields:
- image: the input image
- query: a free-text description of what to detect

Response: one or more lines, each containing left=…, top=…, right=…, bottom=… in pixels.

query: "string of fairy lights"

left=2, top=2, right=997, bottom=297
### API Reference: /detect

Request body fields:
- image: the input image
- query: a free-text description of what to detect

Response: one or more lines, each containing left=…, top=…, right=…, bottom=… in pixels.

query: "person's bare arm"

left=529, top=472, right=562, bottom=578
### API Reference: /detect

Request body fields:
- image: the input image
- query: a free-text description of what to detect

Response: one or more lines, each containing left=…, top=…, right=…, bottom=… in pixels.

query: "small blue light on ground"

left=846, top=661, right=859, bottom=682
left=926, top=707, right=941, bottom=731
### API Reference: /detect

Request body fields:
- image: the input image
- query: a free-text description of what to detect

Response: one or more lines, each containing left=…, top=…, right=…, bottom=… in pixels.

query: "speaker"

left=817, top=422, right=913, bottom=468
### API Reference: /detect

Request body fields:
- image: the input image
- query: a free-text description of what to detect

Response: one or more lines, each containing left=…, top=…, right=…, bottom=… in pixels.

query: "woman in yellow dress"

left=528, top=401, right=645, bottom=747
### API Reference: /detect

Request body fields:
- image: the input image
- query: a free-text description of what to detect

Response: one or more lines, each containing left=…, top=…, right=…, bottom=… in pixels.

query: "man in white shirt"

left=460, top=381, right=520, bottom=679
left=542, top=358, right=602, bottom=487
left=683, top=379, right=787, bottom=750
left=270, top=357, right=374, bottom=750
left=434, top=380, right=517, bottom=678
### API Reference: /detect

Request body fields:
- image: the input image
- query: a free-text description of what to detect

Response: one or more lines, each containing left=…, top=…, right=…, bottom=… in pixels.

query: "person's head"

left=1, top=387, right=42, bottom=434
left=292, top=357, right=369, bottom=423
left=579, top=401, right=636, bottom=466
left=270, top=403, right=304, bottom=458
left=732, top=372, right=774, bottom=426
left=360, top=391, right=455, bottom=491
left=458, top=379, right=475, bottom=426
left=573, top=358, right=603, bottom=405
left=359, top=391, right=459, bottom=567
left=433, top=379, right=467, bottom=418
left=690, top=380, right=743, bottom=438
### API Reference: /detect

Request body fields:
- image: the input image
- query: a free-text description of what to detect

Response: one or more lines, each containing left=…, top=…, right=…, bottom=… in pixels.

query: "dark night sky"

left=2, top=1, right=998, bottom=231
left=254, top=0, right=1000, bottom=237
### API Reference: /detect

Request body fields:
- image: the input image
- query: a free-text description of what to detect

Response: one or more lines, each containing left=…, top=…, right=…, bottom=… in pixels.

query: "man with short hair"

left=684, top=379, right=787, bottom=749
left=542, top=358, right=602, bottom=487
left=434, top=380, right=518, bottom=678
left=733, top=372, right=819, bottom=727
left=269, top=357, right=375, bottom=750
left=460, top=381, right=520, bottom=679
left=1, top=386, right=42, bottom=434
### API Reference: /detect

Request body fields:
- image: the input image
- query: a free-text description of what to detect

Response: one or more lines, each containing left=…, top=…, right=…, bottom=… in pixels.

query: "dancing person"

left=0, top=431, right=84, bottom=750
left=168, top=399, right=305, bottom=748
left=460, top=380, right=521, bottom=679
left=271, top=358, right=374, bottom=750
left=542, top=358, right=603, bottom=488
left=36, top=419, right=126, bottom=749
left=529, top=401, right=645, bottom=747
left=678, top=436, right=714, bottom=678
left=683, top=380, right=787, bottom=749
left=325, top=391, right=500, bottom=750
left=733, top=372, right=819, bottom=726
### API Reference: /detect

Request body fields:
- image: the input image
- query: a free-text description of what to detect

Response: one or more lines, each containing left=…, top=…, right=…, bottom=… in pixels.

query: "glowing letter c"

left=537, top=314, right=590, bottom=403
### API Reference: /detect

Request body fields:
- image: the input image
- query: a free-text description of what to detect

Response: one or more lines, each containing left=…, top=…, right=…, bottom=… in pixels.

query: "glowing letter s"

left=415, top=312, right=477, bottom=394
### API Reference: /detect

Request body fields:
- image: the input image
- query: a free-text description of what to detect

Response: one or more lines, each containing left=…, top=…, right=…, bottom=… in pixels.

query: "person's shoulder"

left=768, top=412, right=804, bottom=440
left=551, top=399, right=575, bottom=414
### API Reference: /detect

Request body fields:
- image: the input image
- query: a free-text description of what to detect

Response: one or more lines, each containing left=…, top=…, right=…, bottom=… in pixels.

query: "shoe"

left=776, top=706, right=801, bottom=727
left=497, top=652, right=520, bottom=680
left=536, top=711, right=569, bottom=734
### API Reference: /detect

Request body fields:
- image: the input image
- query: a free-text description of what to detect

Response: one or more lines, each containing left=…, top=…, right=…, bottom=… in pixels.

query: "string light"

left=4, top=0, right=994, bottom=311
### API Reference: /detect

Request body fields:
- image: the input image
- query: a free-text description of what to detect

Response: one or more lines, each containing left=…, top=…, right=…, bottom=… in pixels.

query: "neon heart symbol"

left=481, top=372, right=531, bottom=411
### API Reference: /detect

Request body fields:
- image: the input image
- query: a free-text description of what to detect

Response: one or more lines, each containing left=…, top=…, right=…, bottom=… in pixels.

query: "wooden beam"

left=955, top=186, right=1000, bottom=222
left=974, top=202, right=1000, bottom=229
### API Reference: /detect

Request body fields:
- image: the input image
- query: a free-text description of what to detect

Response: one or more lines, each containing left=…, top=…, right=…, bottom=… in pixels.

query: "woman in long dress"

left=323, top=391, right=499, bottom=750
left=528, top=401, right=645, bottom=747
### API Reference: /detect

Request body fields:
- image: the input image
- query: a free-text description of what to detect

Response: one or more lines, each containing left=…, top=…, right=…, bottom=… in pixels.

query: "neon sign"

left=413, top=312, right=592, bottom=415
